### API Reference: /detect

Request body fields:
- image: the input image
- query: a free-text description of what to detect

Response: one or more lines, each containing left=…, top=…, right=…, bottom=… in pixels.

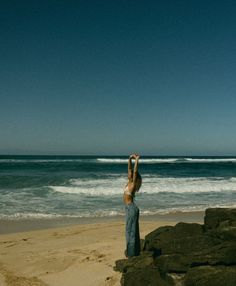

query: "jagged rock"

left=122, top=266, right=173, bottom=286
left=144, top=222, right=218, bottom=255
left=143, top=225, right=173, bottom=256
left=154, top=240, right=236, bottom=273
left=114, top=208, right=236, bottom=286
left=155, top=254, right=191, bottom=273
left=208, top=225, right=236, bottom=241
left=200, top=240, right=236, bottom=265
left=115, top=252, right=173, bottom=286
left=204, top=208, right=236, bottom=230
left=166, top=273, right=185, bottom=286
left=114, top=251, right=154, bottom=273
left=184, top=265, right=236, bottom=286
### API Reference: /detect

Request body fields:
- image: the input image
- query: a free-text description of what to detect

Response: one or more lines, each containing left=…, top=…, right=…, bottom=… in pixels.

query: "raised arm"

left=133, top=155, right=140, bottom=184
left=128, top=155, right=134, bottom=181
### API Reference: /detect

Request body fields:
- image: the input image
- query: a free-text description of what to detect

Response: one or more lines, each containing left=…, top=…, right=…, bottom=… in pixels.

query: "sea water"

left=0, top=155, right=236, bottom=220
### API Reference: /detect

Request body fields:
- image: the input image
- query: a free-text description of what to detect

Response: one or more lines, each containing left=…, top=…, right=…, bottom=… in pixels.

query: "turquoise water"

left=0, top=155, right=236, bottom=219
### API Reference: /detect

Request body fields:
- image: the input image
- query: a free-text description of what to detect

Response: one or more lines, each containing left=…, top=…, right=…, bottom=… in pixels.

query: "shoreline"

left=0, top=211, right=204, bottom=235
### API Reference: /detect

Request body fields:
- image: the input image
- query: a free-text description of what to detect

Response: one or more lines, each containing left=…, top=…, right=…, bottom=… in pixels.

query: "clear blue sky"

left=1, top=0, right=236, bottom=155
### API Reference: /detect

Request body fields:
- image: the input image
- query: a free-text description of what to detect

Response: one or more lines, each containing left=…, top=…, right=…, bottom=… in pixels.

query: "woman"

left=123, top=154, right=142, bottom=257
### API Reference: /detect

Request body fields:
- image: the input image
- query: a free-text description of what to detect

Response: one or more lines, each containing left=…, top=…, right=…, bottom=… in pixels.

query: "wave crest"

left=48, top=176, right=236, bottom=195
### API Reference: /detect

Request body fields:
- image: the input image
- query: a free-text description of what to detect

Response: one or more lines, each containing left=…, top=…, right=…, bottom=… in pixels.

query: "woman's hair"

left=135, top=172, right=142, bottom=191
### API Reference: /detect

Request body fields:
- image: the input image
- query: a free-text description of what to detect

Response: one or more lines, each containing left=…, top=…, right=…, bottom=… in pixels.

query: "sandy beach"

left=0, top=212, right=204, bottom=286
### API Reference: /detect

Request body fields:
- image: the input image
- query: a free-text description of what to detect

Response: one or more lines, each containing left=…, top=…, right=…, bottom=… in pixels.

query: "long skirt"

left=125, top=202, right=141, bottom=257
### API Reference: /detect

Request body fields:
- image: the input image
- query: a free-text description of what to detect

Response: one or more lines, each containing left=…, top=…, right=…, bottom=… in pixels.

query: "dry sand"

left=0, top=213, right=204, bottom=286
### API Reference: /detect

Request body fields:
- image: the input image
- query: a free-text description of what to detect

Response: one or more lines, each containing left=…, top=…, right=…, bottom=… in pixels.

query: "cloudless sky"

left=1, top=0, right=236, bottom=155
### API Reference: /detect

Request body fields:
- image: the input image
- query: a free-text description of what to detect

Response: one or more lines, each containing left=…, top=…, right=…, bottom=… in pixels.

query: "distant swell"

left=97, top=158, right=236, bottom=164
left=1, top=157, right=236, bottom=164
left=97, top=158, right=179, bottom=163
left=184, top=158, right=236, bottom=163
left=0, top=159, right=84, bottom=163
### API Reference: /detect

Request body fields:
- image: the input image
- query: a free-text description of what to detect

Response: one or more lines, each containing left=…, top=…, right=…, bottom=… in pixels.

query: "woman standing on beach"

left=123, top=154, right=142, bottom=257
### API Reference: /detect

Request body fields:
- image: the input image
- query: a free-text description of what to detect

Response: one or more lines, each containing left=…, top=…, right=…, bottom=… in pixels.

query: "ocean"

left=0, top=155, right=236, bottom=220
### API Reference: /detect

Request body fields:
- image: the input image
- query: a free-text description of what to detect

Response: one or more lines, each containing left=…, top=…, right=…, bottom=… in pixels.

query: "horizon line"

left=1, top=154, right=236, bottom=157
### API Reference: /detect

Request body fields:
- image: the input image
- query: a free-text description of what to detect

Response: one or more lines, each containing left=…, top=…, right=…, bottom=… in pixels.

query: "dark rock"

left=184, top=265, right=236, bottom=286
left=122, top=266, right=172, bottom=286
left=200, top=241, right=236, bottom=266
left=114, top=251, right=154, bottom=273
left=144, top=222, right=216, bottom=256
left=115, top=252, right=173, bottom=286
left=166, top=273, right=185, bottom=286
left=143, top=225, right=173, bottom=256
left=115, top=208, right=236, bottom=286
left=153, top=230, right=236, bottom=272
left=204, top=208, right=236, bottom=230
left=114, top=259, right=128, bottom=273
left=155, top=254, right=191, bottom=273
left=208, top=225, right=236, bottom=241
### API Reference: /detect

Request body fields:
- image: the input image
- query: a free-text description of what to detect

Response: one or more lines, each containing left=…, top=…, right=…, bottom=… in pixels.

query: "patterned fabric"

left=125, top=202, right=141, bottom=257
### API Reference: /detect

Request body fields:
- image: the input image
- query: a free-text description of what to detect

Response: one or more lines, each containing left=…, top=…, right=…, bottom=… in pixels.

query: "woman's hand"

left=130, top=154, right=140, bottom=159
left=135, top=154, right=140, bottom=160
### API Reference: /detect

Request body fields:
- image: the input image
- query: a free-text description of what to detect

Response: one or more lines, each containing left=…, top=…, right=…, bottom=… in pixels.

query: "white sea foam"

left=141, top=176, right=236, bottom=194
left=0, top=210, right=124, bottom=220
left=0, top=213, right=70, bottom=220
left=2, top=203, right=236, bottom=220
left=49, top=177, right=127, bottom=195
left=0, top=159, right=85, bottom=163
left=97, top=158, right=236, bottom=164
left=184, top=158, right=236, bottom=163
left=140, top=203, right=236, bottom=215
left=48, top=176, right=236, bottom=195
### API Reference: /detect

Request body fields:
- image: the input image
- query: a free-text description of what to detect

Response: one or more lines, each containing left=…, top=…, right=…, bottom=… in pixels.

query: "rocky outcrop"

left=114, top=208, right=236, bottom=286
left=204, top=208, right=236, bottom=230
